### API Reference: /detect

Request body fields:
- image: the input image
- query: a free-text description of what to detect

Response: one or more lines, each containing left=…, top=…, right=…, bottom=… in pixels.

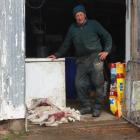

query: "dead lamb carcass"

left=27, top=98, right=81, bottom=127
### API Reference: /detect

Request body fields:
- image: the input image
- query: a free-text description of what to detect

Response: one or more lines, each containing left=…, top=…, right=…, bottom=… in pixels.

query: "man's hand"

left=98, top=52, right=109, bottom=61
left=48, top=55, right=57, bottom=61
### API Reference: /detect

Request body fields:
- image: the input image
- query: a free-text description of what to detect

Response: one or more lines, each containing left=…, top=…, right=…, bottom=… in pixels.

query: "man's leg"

left=75, top=63, right=91, bottom=114
left=91, top=59, right=105, bottom=117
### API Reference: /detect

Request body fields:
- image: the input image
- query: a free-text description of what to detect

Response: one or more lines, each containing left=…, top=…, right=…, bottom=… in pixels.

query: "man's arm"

left=48, top=26, right=72, bottom=60
left=94, top=21, right=112, bottom=60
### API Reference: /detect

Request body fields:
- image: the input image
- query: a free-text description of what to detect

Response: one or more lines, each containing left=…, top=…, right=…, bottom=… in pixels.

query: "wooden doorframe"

left=131, top=0, right=139, bottom=60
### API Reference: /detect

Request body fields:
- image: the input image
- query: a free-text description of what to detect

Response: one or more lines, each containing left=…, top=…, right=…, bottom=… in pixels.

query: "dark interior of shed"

left=25, top=0, right=126, bottom=100
left=26, top=0, right=126, bottom=62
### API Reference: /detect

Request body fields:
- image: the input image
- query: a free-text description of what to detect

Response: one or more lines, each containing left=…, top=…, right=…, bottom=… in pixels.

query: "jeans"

left=75, top=54, right=105, bottom=110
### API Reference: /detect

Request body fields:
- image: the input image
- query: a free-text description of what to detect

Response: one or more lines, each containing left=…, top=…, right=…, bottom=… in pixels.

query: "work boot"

left=92, top=109, right=102, bottom=117
left=79, top=106, right=91, bottom=115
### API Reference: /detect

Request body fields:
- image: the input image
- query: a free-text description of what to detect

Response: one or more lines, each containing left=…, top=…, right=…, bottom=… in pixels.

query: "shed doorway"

left=25, top=0, right=127, bottom=120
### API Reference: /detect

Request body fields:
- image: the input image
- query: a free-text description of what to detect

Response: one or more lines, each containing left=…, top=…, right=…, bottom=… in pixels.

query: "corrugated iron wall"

left=0, top=0, right=25, bottom=120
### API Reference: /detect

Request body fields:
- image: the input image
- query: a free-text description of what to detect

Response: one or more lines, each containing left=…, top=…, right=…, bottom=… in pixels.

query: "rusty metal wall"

left=0, top=0, right=25, bottom=120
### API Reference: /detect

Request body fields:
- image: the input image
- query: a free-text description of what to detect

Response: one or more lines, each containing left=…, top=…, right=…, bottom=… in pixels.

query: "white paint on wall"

left=15, top=34, right=18, bottom=47
left=9, top=16, right=12, bottom=21
left=0, top=0, right=25, bottom=120
left=0, top=100, right=25, bottom=120
left=21, top=31, right=25, bottom=52
left=2, top=41, right=7, bottom=67
left=9, top=0, right=12, bottom=10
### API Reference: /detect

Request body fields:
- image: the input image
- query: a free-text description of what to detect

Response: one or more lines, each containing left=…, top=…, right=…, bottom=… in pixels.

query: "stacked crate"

left=109, top=63, right=125, bottom=117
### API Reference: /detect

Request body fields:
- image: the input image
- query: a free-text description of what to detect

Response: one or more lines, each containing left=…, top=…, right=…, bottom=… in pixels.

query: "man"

left=48, top=4, right=112, bottom=117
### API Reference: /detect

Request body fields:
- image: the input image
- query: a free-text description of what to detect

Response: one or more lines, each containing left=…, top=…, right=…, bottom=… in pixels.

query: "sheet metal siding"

left=0, top=0, right=25, bottom=120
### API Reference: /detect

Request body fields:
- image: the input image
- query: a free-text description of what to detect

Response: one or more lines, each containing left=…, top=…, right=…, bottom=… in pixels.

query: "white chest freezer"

left=25, top=58, right=66, bottom=107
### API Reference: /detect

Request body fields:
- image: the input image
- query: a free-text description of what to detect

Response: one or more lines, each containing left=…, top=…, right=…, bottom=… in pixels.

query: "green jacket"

left=55, top=19, right=112, bottom=58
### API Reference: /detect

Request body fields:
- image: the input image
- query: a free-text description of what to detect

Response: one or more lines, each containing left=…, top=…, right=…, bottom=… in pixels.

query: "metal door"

left=0, top=0, right=25, bottom=120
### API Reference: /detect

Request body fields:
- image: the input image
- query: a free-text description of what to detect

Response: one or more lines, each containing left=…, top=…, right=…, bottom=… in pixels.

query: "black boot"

left=79, top=106, right=91, bottom=115
left=92, top=109, right=102, bottom=117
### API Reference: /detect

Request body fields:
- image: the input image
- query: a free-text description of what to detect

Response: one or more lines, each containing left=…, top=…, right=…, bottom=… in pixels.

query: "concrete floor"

left=0, top=100, right=140, bottom=140
left=10, top=111, right=140, bottom=140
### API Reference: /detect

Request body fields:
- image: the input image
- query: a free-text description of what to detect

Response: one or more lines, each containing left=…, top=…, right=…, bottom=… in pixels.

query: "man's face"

left=75, top=12, right=86, bottom=25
